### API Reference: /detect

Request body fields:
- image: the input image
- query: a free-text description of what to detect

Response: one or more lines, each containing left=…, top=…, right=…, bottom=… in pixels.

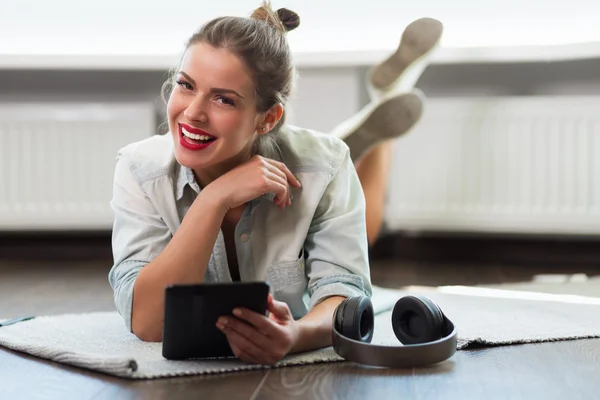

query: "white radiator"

left=2, top=97, right=599, bottom=235
left=0, top=102, right=155, bottom=230
left=384, top=96, right=600, bottom=235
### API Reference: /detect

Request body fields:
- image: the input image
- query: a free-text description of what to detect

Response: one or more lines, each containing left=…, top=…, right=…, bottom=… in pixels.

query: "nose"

left=183, top=95, right=208, bottom=123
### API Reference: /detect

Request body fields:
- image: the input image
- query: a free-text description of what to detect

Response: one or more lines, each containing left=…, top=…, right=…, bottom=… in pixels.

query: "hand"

left=216, top=294, right=299, bottom=365
left=208, top=155, right=301, bottom=211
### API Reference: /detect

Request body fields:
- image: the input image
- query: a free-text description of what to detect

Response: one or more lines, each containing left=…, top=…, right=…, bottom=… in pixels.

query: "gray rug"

left=1, top=285, right=600, bottom=379
left=481, top=273, right=600, bottom=297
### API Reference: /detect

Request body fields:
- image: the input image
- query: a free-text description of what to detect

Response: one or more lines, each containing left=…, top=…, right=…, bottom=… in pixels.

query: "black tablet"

left=162, top=281, right=270, bottom=360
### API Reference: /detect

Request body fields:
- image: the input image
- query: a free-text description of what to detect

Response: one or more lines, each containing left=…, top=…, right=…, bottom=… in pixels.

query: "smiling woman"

left=166, top=42, right=270, bottom=178
left=107, top=0, right=372, bottom=365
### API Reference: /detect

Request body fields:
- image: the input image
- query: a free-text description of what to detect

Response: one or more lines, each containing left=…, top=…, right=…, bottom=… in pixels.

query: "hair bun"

left=276, top=8, right=300, bottom=32
left=250, top=1, right=300, bottom=34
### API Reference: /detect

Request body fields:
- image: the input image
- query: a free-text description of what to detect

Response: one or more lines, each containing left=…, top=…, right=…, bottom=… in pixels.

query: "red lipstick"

left=179, top=123, right=217, bottom=151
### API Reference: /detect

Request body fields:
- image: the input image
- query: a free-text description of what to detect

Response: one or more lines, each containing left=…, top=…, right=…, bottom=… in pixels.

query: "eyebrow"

left=178, top=71, right=246, bottom=99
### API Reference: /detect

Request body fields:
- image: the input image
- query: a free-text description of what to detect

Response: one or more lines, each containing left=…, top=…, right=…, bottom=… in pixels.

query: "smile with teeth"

left=182, top=127, right=215, bottom=142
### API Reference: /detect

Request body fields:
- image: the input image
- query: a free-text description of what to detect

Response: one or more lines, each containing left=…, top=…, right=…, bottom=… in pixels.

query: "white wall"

left=3, top=0, right=600, bottom=58
left=3, top=2, right=600, bottom=234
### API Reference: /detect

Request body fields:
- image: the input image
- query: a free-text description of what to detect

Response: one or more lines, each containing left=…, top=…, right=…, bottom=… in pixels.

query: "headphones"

left=332, top=294, right=457, bottom=368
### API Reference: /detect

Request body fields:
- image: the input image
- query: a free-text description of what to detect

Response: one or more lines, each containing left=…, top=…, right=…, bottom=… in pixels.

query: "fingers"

left=262, top=160, right=300, bottom=208
left=262, top=173, right=288, bottom=209
left=266, top=295, right=294, bottom=322
left=252, top=156, right=301, bottom=209
left=261, top=161, right=292, bottom=207
left=217, top=315, right=283, bottom=365
left=227, top=336, right=262, bottom=364
left=222, top=327, right=266, bottom=364
left=217, top=315, right=273, bottom=348
left=264, top=159, right=302, bottom=188
left=227, top=307, right=284, bottom=338
left=263, top=169, right=290, bottom=208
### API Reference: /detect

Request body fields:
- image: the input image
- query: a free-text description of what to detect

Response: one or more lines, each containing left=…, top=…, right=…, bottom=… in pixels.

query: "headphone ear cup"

left=391, top=295, right=445, bottom=344
left=340, top=296, right=374, bottom=343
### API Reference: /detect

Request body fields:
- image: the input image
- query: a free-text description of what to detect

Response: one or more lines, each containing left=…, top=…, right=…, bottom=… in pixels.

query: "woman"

left=109, top=1, right=371, bottom=365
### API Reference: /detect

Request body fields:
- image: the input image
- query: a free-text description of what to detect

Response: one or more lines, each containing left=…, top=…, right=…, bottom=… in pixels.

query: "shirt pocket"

left=266, top=249, right=308, bottom=319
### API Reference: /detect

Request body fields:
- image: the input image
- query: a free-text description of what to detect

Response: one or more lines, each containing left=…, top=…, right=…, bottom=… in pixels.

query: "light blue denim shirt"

left=108, top=124, right=372, bottom=332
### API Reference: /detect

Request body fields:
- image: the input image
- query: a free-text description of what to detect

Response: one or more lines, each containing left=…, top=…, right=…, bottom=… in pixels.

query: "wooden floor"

left=2, top=246, right=600, bottom=399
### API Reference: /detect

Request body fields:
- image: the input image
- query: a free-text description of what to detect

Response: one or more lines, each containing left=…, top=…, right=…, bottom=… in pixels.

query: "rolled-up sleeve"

left=108, top=151, right=172, bottom=331
left=304, top=144, right=373, bottom=310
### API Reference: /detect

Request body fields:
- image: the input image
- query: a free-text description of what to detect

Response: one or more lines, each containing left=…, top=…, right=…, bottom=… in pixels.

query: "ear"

left=258, top=103, right=284, bottom=135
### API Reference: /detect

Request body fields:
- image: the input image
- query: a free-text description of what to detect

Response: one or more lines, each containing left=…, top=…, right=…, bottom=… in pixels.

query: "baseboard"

left=0, top=231, right=113, bottom=261
left=2, top=230, right=600, bottom=267
left=369, top=231, right=600, bottom=267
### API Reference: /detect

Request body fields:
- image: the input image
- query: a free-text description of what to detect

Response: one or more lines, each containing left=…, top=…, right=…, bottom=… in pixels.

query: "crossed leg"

left=333, top=17, right=444, bottom=246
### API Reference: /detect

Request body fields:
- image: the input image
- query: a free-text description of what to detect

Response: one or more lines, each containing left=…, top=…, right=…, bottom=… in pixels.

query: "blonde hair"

left=161, top=1, right=300, bottom=156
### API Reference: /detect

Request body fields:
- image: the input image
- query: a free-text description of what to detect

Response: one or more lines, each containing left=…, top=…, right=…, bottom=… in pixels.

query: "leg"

left=355, top=140, right=395, bottom=247
left=329, top=18, right=444, bottom=244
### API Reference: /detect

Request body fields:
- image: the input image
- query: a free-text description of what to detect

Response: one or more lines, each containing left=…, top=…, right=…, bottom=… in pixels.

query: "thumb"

left=267, top=294, right=292, bottom=320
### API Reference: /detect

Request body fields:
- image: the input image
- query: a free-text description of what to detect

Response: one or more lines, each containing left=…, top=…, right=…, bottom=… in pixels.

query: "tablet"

left=162, top=281, right=270, bottom=360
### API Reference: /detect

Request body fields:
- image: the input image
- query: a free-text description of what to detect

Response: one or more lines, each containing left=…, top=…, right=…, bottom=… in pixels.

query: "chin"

left=173, top=145, right=212, bottom=171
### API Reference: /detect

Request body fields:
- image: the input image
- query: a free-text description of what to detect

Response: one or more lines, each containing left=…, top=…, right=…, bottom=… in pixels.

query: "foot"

left=368, top=18, right=444, bottom=98
left=342, top=90, right=425, bottom=162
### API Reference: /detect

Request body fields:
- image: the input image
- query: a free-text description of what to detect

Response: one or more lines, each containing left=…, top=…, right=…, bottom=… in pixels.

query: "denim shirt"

left=108, top=124, right=372, bottom=332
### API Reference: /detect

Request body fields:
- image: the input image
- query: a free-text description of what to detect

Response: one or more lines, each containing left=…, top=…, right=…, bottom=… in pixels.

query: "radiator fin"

left=0, top=103, right=154, bottom=230
left=385, top=96, right=600, bottom=234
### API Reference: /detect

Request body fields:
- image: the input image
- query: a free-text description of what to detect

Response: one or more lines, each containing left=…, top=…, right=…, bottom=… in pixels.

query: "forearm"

left=131, top=188, right=227, bottom=341
left=290, top=295, right=346, bottom=353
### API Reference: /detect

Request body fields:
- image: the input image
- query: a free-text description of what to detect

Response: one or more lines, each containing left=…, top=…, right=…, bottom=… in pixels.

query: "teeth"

left=182, top=127, right=214, bottom=141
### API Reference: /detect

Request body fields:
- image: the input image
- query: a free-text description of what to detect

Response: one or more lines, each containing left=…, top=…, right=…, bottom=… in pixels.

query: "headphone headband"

left=332, top=317, right=457, bottom=368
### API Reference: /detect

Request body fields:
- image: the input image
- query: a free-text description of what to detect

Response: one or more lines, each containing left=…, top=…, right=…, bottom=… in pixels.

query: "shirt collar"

left=175, top=164, right=199, bottom=200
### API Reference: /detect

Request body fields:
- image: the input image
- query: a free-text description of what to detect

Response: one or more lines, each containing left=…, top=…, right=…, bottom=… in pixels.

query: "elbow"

left=131, top=295, right=163, bottom=342
left=132, top=317, right=163, bottom=342
left=136, top=331, right=163, bottom=343
left=129, top=270, right=163, bottom=342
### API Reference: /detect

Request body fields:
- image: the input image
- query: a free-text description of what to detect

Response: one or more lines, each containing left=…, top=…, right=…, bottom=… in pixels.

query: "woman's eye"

left=176, top=80, right=193, bottom=91
left=217, top=96, right=235, bottom=106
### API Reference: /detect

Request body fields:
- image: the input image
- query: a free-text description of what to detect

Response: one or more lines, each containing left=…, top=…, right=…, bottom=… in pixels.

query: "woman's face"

left=167, top=43, right=264, bottom=183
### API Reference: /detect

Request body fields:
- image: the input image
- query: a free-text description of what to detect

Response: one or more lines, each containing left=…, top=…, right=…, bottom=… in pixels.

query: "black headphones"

left=332, top=294, right=457, bottom=368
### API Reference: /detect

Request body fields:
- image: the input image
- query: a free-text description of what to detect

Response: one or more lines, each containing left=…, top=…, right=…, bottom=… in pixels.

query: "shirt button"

left=240, top=233, right=250, bottom=243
